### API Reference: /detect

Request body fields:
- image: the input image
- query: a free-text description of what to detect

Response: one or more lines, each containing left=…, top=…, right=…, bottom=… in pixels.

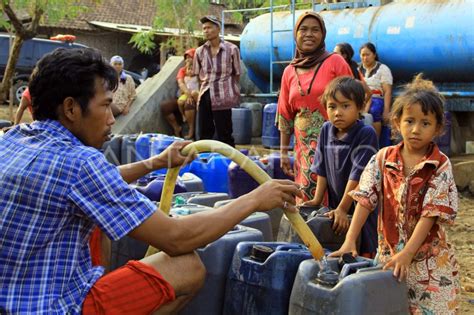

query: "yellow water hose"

left=145, top=140, right=324, bottom=260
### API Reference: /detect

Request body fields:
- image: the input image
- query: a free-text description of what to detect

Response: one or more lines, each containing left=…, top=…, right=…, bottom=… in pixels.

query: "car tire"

left=12, top=80, right=28, bottom=105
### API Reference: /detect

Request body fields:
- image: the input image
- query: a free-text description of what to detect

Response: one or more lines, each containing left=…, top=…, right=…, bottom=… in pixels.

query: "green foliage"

left=38, top=0, right=89, bottom=24
left=129, top=31, right=156, bottom=55
left=153, top=0, right=208, bottom=32
left=224, top=0, right=313, bottom=23
left=130, top=0, right=209, bottom=55
left=0, top=0, right=90, bottom=33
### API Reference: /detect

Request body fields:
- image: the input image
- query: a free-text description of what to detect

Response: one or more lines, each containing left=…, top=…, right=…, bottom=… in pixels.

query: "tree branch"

left=1, top=1, right=27, bottom=35
left=28, top=0, right=44, bottom=35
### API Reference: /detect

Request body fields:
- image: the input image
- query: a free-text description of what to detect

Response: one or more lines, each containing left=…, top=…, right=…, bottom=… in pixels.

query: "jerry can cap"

left=250, top=244, right=274, bottom=262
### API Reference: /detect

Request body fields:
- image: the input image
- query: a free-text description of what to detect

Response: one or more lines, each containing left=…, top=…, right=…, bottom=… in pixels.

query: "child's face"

left=326, top=91, right=360, bottom=133
left=394, top=103, right=440, bottom=153
left=185, top=60, right=193, bottom=74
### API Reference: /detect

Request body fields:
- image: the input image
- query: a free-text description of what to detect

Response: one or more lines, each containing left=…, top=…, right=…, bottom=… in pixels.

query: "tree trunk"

left=0, top=35, right=25, bottom=103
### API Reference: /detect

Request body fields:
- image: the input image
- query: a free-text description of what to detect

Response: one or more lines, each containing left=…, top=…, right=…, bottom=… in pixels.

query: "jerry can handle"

left=354, top=265, right=384, bottom=274
left=275, top=244, right=308, bottom=252
left=339, top=261, right=373, bottom=279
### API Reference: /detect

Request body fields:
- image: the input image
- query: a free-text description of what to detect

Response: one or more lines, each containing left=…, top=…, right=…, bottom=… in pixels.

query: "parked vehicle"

left=0, top=34, right=144, bottom=104
left=0, top=34, right=87, bottom=104
left=123, top=69, right=144, bottom=87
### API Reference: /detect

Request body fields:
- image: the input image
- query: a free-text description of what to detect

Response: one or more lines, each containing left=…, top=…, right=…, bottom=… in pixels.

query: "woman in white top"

left=359, top=42, right=393, bottom=138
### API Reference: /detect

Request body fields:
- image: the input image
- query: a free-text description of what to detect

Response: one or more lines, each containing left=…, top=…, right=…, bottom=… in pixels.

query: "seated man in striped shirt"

left=0, top=48, right=300, bottom=314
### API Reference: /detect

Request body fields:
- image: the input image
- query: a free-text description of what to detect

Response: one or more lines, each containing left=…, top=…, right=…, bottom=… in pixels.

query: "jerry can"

left=224, top=242, right=313, bottom=315
left=173, top=191, right=229, bottom=208
left=227, top=156, right=267, bottom=199
left=189, top=153, right=231, bottom=193
left=240, top=102, right=263, bottom=137
left=121, top=134, right=138, bottom=164
left=260, top=152, right=294, bottom=180
left=277, top=206, right=360, bottom=252
left=214, top=201, right=274, bottom=241
left=232, top=107, right=253, bottom=145
left=135, top=133, right=160, bottom=161
left=289, top=256, right=409, bottom=314
left=216, top=199, right=283, bottom=241
left=131, top=175, right=187, bottom=202
left=180, top=172, right=204, bottom=192
left=179, top=226, right=264, bottom=315
left=102, top=134, right=122, bottom=165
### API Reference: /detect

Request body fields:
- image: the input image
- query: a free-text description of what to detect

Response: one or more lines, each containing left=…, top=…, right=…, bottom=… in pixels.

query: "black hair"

left=359, top=42, right=379, bottom=61
left=391, top=73, right=445, bottom=129
left=29, top=48, right=117, bottom=121
left=335, top=42, right=359, bottom=79
left=335, top=42, right=354, bottom=62
left=321, top=76, right=366, bottom=110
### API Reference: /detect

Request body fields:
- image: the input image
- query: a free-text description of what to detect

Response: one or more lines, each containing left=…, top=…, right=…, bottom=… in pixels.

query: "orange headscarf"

left=290, top=11, right=331, bottom=68
left=184, top=48, right=196, bottom=59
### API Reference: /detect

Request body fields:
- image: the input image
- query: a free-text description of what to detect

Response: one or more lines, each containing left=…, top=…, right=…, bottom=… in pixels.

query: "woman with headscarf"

left=278, top=12, right=353, bottom=202
left=110, top=55, right=136, bottom=116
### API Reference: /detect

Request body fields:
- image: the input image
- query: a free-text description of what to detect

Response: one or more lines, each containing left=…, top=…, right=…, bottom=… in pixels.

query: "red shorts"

left=82, top=260, right=176, bottom=314
left=89, top=227, right=102, bottom=266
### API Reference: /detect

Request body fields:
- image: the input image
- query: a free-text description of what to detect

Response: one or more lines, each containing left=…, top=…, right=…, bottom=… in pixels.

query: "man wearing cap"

left=110, top=55, right=136, bottom=116
left=194, top=15, right=241, bottom=147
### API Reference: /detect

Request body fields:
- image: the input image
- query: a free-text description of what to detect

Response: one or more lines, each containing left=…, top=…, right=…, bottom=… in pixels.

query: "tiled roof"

left=40, top=0, right=237, bottom=31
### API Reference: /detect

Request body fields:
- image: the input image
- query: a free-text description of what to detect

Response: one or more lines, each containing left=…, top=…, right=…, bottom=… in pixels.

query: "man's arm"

left=119, top=141, right=192, bottom=183
left=129, top=179, right=301, bottom=256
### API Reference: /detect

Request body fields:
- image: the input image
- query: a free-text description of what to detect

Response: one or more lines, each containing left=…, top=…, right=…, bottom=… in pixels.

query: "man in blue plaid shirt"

left=0, top=48, right=301, bottom=314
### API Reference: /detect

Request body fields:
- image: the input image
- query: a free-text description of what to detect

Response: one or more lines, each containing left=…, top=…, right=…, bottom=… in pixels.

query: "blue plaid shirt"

left=0, top=120, right=156, bottom=314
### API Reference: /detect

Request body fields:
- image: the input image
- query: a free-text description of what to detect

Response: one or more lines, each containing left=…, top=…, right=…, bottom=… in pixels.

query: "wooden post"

left=160, top=44, right=167, bottom=69
left=8, top=34, right=14, bottom=122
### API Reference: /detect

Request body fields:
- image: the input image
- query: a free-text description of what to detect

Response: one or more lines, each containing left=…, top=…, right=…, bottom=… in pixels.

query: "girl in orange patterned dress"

left=332, top=74, right=459, bottom=314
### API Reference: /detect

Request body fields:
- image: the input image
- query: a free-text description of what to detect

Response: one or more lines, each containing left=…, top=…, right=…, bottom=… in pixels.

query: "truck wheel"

left=12, top=80, right=28, bottom=105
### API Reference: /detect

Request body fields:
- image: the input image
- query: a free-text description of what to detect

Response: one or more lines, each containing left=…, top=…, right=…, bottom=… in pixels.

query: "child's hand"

left=383, top=250, right=414, bottom=282
left=327, top=208, right=350, bottom=235
left=328, top=240, right=358, bottom=258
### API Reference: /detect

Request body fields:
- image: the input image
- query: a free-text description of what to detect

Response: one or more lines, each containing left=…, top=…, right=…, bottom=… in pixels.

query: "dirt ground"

left=1, top=104, right=473, bottom=312
left=0, top=103, right=32, bottom=124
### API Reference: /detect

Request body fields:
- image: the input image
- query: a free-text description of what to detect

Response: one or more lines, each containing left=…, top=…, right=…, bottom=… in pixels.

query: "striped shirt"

left=0, top=120, right=156, bottom=314
left=193, top=39, right=241, bottom=110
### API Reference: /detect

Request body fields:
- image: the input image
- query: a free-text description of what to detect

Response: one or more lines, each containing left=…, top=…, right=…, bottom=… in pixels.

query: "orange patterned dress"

left=350, top=142, right=460, bottom=314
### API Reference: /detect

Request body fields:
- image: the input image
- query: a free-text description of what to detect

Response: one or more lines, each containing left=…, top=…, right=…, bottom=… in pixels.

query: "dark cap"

left=200, top=15, right=221, bottom=28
